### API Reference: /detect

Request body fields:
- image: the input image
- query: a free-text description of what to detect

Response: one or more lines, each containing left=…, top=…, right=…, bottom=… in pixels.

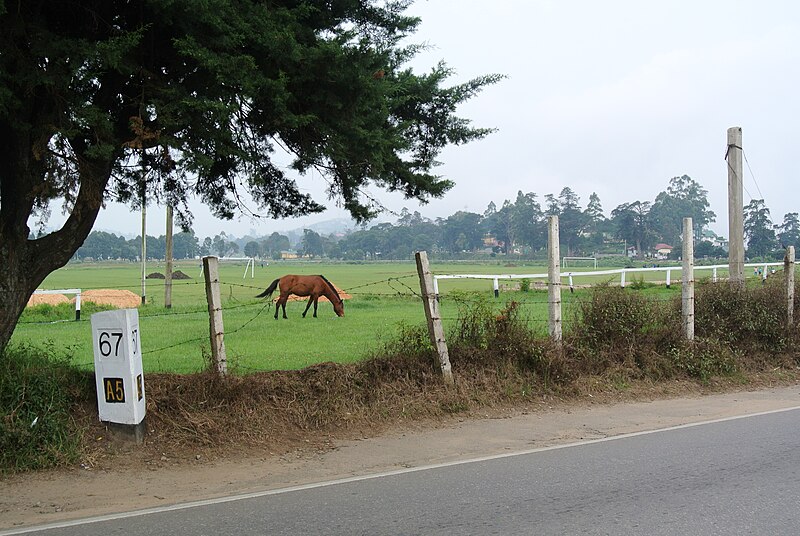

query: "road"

left=7, top=406, right=800, bottom=535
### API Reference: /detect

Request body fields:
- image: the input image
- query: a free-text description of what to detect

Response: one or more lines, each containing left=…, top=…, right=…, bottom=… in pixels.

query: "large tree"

left=649, top=175, right=715, bottom=245
left=0, top=0, right=501, bottom=355
left=743, top=199, right=777, bottom=257
left=611, top=201, right=654, bottom=258
left=777, top=212, right=800, bottom=251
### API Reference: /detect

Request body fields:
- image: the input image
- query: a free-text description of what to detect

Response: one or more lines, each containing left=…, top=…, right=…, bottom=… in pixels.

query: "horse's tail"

left=255, top=278, right=280, bottom=299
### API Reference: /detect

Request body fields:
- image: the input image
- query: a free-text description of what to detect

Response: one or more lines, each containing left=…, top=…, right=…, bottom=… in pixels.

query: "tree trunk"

left=0, top=162, right=109, bottom=357
left=0, top=237, right=40, bottom=357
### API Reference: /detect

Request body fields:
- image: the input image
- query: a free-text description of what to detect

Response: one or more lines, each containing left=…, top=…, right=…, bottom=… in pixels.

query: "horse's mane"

left=318, top=274, right=342, bottom=303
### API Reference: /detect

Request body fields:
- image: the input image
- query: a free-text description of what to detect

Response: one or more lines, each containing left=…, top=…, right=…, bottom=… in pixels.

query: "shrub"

left=668, top=339, right=739, bottom=382
left=569, top=285, right=682, bottom=375
left=0, top=342, right=91, bottom=472
left=695, top=278, right=793, bottom=352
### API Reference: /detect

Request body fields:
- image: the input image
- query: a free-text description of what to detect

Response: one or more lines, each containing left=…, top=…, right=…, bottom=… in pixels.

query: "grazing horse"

left=255, top=274, right=345, bottom=319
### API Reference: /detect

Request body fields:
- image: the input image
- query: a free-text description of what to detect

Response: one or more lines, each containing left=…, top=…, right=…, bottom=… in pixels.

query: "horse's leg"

left=302, top=297, right=313, bottom=318
left=313, top=297, right=319, bottom=317
left=275, top=291, right=289, bottom=319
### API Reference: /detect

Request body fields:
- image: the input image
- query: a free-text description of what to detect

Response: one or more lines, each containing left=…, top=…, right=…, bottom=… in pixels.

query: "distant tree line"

left=73, top=175, right=800, bottom=262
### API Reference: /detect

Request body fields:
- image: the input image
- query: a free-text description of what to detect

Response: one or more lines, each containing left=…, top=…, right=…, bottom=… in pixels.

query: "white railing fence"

left=434, top=262, right=784, bottom=295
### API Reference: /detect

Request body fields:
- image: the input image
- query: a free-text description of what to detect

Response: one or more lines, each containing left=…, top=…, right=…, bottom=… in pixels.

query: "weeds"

left=0, top=342, right=91, bottom=473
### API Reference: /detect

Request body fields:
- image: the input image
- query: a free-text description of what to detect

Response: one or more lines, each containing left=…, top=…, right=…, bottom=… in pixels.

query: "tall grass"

left=0, top=343, right=91, bottom=473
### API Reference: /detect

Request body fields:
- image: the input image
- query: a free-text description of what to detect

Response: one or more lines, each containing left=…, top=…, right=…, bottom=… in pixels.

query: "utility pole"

left=165, top=205, right=174, bottom=308
left=140, top=182, right=147, bottom=305
left=727, top=126, right=744, bottom=288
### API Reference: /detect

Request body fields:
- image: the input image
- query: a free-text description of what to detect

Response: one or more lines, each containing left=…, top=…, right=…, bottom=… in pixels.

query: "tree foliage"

left=743, top=199, right=777, bottom=257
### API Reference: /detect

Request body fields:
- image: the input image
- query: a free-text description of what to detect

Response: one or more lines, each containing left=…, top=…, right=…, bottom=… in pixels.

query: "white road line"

left=4, top=404, right=800, bottom=535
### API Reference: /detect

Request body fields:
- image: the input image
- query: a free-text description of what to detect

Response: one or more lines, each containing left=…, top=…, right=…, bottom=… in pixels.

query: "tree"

left=261, top=232, right=290, bottom=260
left=743, top=199, right=777, bottom=257
left=611, top=201, right=654, bottom=258
left=777, top=212, right=800, bottom=250
left=583, top=192, right=606, bottom=250
left=212, top=235, right=229, bottom=257
left=0, top=1, right=501, bottom=355
left=556, top=187, right=587, bottom=256
left=244, top=241, right=261, bottom=258
left=200, top=237, right=213, bottom=257
left=172, top=232, right=199, bottom=259
left=300, top=229, right=325, bottom=258
left=441, top=211, right=483, bottom=253
left=649, top=175, right=715, bottom=245
left=486, top=200, right=514, bottom=254
left=510, top=191, right=544, bottom=252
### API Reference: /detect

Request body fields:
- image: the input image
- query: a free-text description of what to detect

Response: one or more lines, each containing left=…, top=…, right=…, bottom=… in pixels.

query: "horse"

left=255, top=274, right=345, bottom=319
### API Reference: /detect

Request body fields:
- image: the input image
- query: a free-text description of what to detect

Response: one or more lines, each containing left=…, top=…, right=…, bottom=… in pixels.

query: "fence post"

left=415, top=251, right=454, bottom=385
left=786, top=246, right=795, bottom=327
left=202, top=256, right=227, bottom=375
left=547, top=216, right=562, bottom=343
left=682, top=218, right=695, bottom=341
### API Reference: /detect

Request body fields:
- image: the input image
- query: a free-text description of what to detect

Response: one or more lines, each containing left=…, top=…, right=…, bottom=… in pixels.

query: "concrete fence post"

left=682, top=218, right=695, bottom=341
left=547, top=216, right=562, bottom=343
left=786, top=246, right=795, bottom=327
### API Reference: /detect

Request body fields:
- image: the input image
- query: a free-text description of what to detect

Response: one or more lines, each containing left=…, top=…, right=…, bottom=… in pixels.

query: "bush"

left=0, top=342, right=90, bottom=472
left=695, top=278, right=794, bottom=352
left=668, top=339, right=739, bottom=382
left=569, top=285, right=682, bottom=375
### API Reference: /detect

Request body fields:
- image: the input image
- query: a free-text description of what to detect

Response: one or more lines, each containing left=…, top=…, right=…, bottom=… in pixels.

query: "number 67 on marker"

left=90, top=309, right=146, bottom=426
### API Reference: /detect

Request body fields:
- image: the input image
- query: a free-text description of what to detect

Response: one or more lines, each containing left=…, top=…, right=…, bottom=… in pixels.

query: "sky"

left=82, top=0, right=800, bottom=239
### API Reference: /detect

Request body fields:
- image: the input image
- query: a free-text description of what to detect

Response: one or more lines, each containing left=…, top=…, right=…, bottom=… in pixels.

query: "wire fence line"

left=13, top=248, right=795, bottom=376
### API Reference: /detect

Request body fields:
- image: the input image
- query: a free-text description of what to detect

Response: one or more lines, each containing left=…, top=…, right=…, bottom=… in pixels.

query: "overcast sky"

left=86, top=0, right=800, bottom=239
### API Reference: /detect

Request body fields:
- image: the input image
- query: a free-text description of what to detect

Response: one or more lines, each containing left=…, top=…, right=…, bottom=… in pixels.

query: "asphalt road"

left=9, top=408, right=800, bottom=535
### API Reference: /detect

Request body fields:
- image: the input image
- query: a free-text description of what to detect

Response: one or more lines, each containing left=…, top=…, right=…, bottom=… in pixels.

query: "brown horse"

left=255, top=274, right=345, bottom=319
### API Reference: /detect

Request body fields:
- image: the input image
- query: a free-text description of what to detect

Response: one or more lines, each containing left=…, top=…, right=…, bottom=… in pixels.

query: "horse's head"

left=333, top=298, right=345, bottom=317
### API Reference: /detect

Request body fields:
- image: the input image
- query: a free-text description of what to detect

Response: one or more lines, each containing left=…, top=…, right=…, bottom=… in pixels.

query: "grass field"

left=10, top=259, right=720, bottom=373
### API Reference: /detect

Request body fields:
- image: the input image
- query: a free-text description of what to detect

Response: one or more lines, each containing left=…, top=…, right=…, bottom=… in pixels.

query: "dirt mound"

left=26, top=293, right=69, bottom=307
left=146, top=272, right=165, bottom=279
left=172, top=270, right=191, bottom=280
left=77, top=289, right=141, bottom=308
left=284, top=283, right=352, bottom=302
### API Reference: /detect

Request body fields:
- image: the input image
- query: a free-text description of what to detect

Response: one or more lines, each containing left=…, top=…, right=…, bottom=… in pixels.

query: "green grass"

left=0, top=342, right=89, bottom=472
left=12, top=260, right=688, bottom=373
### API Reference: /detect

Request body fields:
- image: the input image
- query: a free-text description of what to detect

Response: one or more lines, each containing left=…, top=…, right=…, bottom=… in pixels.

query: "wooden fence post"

left=415, top=251, right=454, bottom=385
left=786, top=246, right=795, bottom=327
left=682, top=217, right=695, bottom=341
left=202, top=256, right=227, bottom=375
left=547, top=216, right=562, bottom=343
